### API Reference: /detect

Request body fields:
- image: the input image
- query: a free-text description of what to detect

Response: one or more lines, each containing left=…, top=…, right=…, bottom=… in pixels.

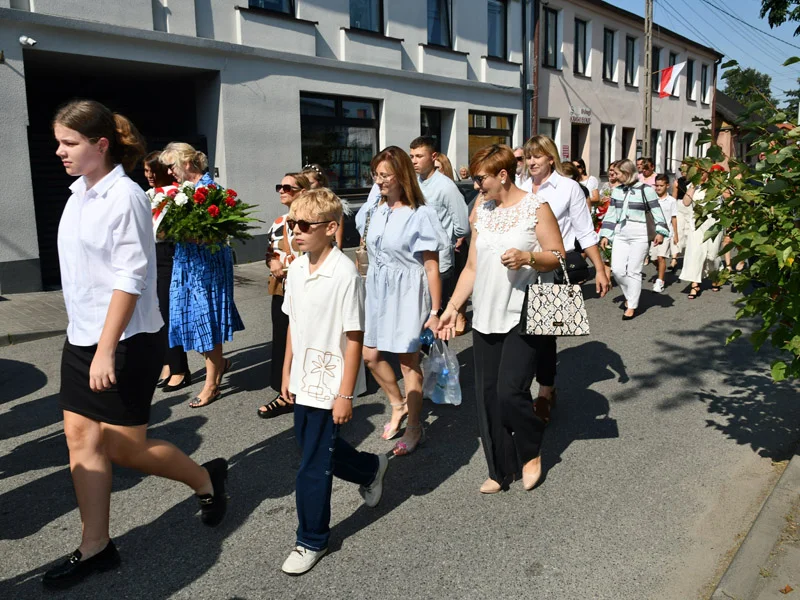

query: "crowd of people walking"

left=43, top=97, right=731, bottom=586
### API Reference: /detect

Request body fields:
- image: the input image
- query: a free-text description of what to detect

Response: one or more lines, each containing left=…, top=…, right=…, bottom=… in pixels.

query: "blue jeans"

left=294, top=404, right=380, bottom=550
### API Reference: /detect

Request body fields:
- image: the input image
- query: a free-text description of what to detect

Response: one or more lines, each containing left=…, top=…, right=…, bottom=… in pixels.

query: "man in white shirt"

left=409, top=136, right=470, bottom=304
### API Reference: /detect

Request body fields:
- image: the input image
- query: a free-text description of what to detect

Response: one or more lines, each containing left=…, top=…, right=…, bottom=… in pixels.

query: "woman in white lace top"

left=438, top=145, right=566, bottom=494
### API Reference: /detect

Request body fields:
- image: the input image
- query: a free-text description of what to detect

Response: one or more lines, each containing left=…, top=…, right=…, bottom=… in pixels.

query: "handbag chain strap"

left=535, top=250, right=571, bottom=286
left=360, top=208, right=372, bottom=250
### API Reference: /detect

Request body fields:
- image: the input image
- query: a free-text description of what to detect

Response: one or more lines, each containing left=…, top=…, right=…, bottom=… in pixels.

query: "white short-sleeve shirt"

left=282, top=246, right=366, bottom=409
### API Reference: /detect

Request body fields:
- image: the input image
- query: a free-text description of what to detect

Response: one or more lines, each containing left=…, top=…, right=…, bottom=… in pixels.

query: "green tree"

left=760, top=0, right=800, bottom=35
left=722, top=67, right=778, bottom=107
left=693, top=58, right=800, bottom=381
left=784, top=76, right=800, bottom=116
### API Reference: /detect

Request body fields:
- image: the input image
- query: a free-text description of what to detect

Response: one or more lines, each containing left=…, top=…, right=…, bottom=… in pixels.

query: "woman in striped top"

left=599, top=159, right=669, bottom=320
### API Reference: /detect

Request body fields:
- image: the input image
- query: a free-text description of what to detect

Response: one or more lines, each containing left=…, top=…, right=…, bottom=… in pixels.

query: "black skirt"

left=59, top=332, right=164, bottom=426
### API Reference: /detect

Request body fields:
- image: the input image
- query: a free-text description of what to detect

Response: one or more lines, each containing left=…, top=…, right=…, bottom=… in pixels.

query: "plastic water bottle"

left=419, top=328, right=435, bottom=347
left=431, top=367, right=449, bottom=404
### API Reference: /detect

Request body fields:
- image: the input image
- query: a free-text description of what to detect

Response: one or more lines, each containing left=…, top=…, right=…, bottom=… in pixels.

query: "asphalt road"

left=1, top=263, right=799, bottom=600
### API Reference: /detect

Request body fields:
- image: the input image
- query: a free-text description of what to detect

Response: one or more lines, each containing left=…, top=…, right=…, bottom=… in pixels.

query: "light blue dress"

left=356, top=201, right=448, bottom=353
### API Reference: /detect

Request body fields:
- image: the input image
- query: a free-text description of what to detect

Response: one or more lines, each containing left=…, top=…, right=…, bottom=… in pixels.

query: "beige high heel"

left=381, top=400, right=408, bottom=440
left=522, top=457, right=542, bottom=491
left=479, top=479, right=502, bottom=494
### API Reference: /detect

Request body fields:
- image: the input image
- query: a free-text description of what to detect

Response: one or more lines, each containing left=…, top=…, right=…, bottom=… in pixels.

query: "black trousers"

left=473, top=328, right=546, bottom=485
left=270, top=293, right=289, bottom=393
left=156, top=242, right=189, bottom=375
left=535, top=336, right=556, bottom=387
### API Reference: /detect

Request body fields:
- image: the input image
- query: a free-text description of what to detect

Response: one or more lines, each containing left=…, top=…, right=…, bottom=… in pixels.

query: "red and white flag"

left=659, top=61, right=686, bottom=98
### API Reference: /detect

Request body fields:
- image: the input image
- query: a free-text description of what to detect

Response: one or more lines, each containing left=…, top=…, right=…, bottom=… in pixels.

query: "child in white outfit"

left=650, top=174, right=679, bottom=293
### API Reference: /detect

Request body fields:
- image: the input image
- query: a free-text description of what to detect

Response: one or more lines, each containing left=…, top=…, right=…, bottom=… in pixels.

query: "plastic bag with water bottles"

left=421, top=338, right=462, bottom=406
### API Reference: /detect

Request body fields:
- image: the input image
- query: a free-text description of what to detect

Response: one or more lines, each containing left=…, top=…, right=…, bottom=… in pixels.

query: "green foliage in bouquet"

left=151, top=182, right=260, bottom=251
left=688, top=58, right=800, bottom=381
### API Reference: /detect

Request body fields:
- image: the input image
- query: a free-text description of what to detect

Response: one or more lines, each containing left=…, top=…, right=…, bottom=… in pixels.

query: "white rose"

left=151, top=192, right=166, bottom=207
left=174, top=192, right=189, bottom=206
left=182, top=181, right=195, bottom=189
left=146, top=188, right=156, bottom=200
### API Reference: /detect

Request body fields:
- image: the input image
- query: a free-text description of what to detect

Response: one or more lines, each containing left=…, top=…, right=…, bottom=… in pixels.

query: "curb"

left=0, top=329, right=67, bottom=348
left=711, top=453, right=800, bottom=600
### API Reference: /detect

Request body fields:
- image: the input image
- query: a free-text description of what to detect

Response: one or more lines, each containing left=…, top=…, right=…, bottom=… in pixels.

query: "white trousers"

left=610, top=221, right=650, bottom=309
left=675, top=202, right=694, bottom=255
left=680, top=216, right=723, bottom=284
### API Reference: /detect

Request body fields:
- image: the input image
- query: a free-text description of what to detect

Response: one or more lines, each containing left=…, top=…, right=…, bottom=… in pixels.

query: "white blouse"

left=472, top=193, right=542, bottom=334
left=58, top=164, right=163, bottom=346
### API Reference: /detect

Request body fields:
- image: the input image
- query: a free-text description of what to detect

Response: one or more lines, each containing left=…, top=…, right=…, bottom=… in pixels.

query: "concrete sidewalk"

left=0, top=261, right=273, bottom=347
left=712, top=454, right=800, bottom=600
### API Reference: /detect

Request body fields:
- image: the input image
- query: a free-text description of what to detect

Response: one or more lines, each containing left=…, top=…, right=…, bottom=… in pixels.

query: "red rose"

left=226, top=189, right=237, bottom=198
left=166, top=188, right=178, bottom=198
left=193, top=190, right=207, bottom=204
left=207, top=205, right=220, bottom=218
left=208, top=184, right=217, bottom=189
left=225, top=197, right=236, bottom=208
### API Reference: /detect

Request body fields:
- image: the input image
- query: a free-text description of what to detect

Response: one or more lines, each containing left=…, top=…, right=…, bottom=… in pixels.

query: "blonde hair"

left=435, top=153, right=455, bottom=180
left=289, top=188, right=343, bottom=224
left=159, top=142, right=209, bottom=179
left=523, top=135, right=563, bottom=176
left=615, top=159, right=639, bottom=185
left=53, top=100, right=146, bottom=173
left=285, top=172, right=312, bottom=190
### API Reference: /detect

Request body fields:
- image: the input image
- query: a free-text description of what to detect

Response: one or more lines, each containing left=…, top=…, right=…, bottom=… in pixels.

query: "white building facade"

left=0, top=0, right=719, bottom=293
left=537, top=0, right=721, bottom=178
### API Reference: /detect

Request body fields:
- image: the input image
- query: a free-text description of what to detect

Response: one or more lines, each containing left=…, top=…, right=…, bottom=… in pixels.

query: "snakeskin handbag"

left=525, top=251, right=590, bottom=337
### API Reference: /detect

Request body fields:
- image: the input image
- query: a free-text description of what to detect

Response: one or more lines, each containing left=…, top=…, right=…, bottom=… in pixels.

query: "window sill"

left=341, top=27, right=404, bottom=43
left=573, top=71, right=591, bottom=80
left=602, top=77, right=618, bottom=85
left=422, top=43, right=469, bottom=56
left=624, top=84, right=638, bottom=90
left=481, top=55, right=521, bottom=66
left=234, top=5, right=318, bottom=26
left=542, top=63, right=561, bottom=71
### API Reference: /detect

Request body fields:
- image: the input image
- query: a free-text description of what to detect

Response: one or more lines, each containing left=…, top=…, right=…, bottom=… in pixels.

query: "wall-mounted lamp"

left=19, top=35, right=37, bottom=47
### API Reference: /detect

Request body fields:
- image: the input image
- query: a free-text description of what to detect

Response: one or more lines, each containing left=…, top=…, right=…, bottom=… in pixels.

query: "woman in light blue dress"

left=356, top=147, right=448, bottom=456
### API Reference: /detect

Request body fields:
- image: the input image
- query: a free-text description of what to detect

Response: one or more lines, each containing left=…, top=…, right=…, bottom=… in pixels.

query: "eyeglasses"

left=287, top=219, right=331, bottom=233
left=515, top=156, right=525, bottom=163
left=276, top=184, right=301, bottom=193
left=372, top=173, right=395, bottom=183
left=473, top=174, right=491, bottom=185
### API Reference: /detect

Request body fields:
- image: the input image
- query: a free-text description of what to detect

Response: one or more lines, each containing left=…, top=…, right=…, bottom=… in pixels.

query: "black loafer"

left=162, top=371, right=192, bottom=393
left=42, top=540, right=120, bottom=590
left=156, top=373, right=171, bottom=388
left=198, top=458, right=228, bottom=527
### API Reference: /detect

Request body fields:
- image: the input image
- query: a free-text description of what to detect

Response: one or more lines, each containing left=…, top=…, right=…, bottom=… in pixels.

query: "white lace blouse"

left=472, top=193, right=543, bottom=334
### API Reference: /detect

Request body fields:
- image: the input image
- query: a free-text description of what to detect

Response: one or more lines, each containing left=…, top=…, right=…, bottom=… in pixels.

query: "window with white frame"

left=539, top=118, right=558, bottom=143
left=600, top=124, right=614, bottom=176
left=701, top=63, right=710, bottom=103
left=488, top=1, right=507, bottom=58
left=683, top=132, right=693, bottom=158
left=428, top=0, right=452, bottom=47
left=249, top=0, right=293, bottom=13
left=668, top=52, right=679, bottom=96
left=651, top=45, right=661, bottom=91
left=574, top=18, right=588, bottom=75
left=625, top=36, right=637, bottom=86
left=665, top=130, right=676, bottom=174
left=350, top=0, right=382, bottom=33
left=603, top=29, right=616, bottom=81
left=543, top=7, right=560, bottom=69
left=686, top=59, right=696, bottom=100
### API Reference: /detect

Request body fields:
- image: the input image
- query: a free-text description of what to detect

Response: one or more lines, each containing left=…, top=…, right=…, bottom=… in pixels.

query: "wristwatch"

left=528, top=252, right=537, bottom=267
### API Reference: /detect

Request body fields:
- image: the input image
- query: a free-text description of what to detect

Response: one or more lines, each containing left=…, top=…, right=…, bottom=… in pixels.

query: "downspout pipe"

left=710, top=56, right=723, bottom=151
left=522, top=0, right=530, bottom=140
left=532, top=0, right=540, bottom=139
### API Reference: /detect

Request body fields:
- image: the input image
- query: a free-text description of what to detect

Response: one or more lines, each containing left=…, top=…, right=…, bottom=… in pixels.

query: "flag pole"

left=643, top=0, right=653, bottom=158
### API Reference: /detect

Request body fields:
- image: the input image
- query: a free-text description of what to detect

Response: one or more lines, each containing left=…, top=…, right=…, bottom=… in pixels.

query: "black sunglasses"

left=515, top=156, right=525, bottom=162
left=473, top=174, right=490, bottom=185
left=287, top=219, right=331, bottom=233
left=276, top=184, right=301, bottom=193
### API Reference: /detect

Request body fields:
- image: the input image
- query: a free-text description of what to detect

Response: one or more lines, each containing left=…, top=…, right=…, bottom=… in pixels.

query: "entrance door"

left=570, top=123, right=589, bottom=162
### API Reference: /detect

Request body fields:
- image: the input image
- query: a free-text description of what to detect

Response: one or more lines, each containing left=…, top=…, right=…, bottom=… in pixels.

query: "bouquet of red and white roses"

left=149, top=181, right=259, bottom=249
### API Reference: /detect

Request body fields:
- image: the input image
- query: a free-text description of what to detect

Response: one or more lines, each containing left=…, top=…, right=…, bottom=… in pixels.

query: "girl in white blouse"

left=438, top=145, right=566, bottom=494
left=43, top=100, right=228, bottom=590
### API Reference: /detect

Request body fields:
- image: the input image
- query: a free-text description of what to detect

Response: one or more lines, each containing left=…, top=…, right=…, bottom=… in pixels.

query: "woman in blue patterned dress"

left=159, top=142, right=244, bottom=407
left=355, top=146, right=448, bottom=456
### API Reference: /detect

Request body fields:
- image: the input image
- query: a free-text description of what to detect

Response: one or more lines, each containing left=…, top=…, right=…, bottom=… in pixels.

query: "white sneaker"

left=359, top=453, right=389, bottom=507
left=281, top=546, right=327, bottom=575
left=653, top=279, right=664, bottom=293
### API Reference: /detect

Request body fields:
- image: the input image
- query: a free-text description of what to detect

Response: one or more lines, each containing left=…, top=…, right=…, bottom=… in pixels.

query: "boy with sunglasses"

left=279, top=188, right=389, bottom=576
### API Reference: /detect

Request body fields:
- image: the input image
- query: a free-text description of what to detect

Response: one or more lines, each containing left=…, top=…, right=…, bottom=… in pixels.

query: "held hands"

left=89, top=351, right=116, bottom=392
left=333, top=395, right=353, bottom=425
left=500, top=248, right=530, bottom=270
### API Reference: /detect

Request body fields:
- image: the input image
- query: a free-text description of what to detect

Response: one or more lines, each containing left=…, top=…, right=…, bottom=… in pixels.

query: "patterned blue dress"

left=168, top=173, right=245, bottom=353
